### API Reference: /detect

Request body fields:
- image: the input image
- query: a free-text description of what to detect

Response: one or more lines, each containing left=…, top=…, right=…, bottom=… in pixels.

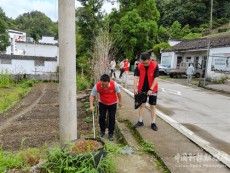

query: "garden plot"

left=0, top=82, right=93, bottom=151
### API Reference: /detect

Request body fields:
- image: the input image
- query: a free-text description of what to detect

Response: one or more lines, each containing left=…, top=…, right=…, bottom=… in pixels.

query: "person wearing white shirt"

left=119, top=59, right=125, bottom=79
left=187, top=64, right=195, bottom=85
left=110, top=59, right=116, bottom=78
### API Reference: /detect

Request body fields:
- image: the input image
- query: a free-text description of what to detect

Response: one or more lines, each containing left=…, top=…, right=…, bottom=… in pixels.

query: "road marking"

left=160, top=88, right=181, bottom=95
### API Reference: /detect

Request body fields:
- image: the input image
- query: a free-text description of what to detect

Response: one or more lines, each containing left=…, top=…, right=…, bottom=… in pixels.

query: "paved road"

left=114, top=70, right=230, bottom=156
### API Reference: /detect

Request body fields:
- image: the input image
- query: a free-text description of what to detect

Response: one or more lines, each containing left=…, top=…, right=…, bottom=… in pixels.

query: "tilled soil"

left=0, top=82, right=92, bottom=151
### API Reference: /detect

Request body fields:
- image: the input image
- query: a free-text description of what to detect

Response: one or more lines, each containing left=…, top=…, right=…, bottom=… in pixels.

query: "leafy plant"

left=85, top=116, right=93, bottom=123
left=4, top=69, right=9, bottom=88
left=0, top=70, right=4, bottom=88
left=42, top=141, right=121, bottom=173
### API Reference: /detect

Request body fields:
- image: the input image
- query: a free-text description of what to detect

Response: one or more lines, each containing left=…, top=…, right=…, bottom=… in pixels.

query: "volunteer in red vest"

left=133, top=52, right=159, bottom=131
left=90, top=74, right=122, bottom=141
left=122, top=58, right=130, bottom=83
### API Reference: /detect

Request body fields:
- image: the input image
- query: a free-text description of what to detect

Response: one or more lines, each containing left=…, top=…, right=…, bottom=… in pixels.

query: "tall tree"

left=75, top=0, right=104, bottom=57
left=0, top=7, right=10, bottom=52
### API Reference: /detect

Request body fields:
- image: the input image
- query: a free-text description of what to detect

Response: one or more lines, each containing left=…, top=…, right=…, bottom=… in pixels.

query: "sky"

left=1, top=0, right=119, bottom=21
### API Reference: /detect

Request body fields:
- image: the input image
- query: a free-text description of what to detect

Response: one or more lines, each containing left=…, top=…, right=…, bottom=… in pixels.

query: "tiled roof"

left=164, top=38, right=230, bottom=52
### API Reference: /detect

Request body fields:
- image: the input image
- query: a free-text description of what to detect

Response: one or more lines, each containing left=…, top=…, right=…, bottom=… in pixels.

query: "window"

left=195, top=57, right=199, bottom=61
left=203, top=56, right=207, bottom=60
left=35, top=60, right=44, bottom=66
left=1, top=59, right=12, bottom=64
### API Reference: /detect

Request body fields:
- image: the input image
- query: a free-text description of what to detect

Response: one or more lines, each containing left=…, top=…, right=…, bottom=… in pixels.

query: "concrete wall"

left=16, top=42, right=59, bottom=58
left=207, top=47, right=230, bottom=80
left=39, top=36, right=58, bottom=44
left=0, top=59, right=57, bottom=75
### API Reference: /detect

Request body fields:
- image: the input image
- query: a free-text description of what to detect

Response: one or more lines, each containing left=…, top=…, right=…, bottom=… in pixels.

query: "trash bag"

left=134, top=92, right=147, bottom=109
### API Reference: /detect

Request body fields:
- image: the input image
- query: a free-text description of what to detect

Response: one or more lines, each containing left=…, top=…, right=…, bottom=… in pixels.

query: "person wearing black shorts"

left=133, top=52, right=159, bottom=131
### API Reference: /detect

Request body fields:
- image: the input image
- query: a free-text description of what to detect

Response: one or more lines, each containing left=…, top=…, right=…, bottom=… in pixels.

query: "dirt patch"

left=0, top=82, right=94, bottom=151
left=68, top=140, right=103, bottom=154
left=38, top=90, right=59, bottom=104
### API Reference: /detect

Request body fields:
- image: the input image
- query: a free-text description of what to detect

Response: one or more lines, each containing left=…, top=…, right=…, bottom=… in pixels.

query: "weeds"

left=0, top=138, right=48, bottom=172
left=76, top=74, right=93, bottom=91
left=43, top=141, right=125, bottom=173
left=85, top=116, right=93, bottom=123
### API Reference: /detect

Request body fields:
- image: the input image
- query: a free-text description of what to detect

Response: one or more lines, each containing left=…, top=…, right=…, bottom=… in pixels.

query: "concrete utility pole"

left=210, top=0, right=213, bottom=35
left=59, top=0, right=77, bottom=146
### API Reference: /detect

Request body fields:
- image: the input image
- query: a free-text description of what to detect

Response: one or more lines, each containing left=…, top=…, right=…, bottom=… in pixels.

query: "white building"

left=16, top=41, right=59, bottom=65
left=0, top=54, right=57, bottom=75
left=5, top=29, right=26, bottom=55
left=1, top=29, right=59, bottom=75
left=39, top=36, right=58, bottom=44
left=161, top=38, right=230, bottom=80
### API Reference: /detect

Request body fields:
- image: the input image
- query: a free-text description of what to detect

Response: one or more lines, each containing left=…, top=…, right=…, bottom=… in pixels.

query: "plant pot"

left=62, top=138, right=107, bottom=167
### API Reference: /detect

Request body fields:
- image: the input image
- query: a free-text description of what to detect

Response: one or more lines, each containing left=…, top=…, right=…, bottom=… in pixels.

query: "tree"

left=14, top=11, right=57, bottom=40
left=75, top=0, right=104, bottom=58
left=0, top=7, right=10, bottom=51
left=183, top=33, right=202, bottom=39
left=169, top=21, right=184, bottom=38
left=109, top=0, right=160, bottom=61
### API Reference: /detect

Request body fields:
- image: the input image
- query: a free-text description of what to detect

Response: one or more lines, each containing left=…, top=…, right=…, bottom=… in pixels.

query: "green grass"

left=0, top=139, right=48, bottom=173
left=0, top=79, right=36, bottom=113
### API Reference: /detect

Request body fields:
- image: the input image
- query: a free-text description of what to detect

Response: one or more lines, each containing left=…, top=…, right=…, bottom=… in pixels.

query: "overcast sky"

left=1, top=0, right=119, bottom=21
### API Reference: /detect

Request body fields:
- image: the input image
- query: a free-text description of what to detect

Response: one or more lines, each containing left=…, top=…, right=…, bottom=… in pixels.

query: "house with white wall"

left=39, top=36, right=58, bottom=44
left=0, top=54, right=57, bottom=75
left=5, top=29, right=27, bottom=55
left=1, top=30, right=59, bottom=76
left=161, top=38, right=230, bottom=80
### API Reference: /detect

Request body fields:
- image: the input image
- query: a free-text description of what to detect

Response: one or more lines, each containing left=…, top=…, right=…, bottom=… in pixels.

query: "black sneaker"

left=109, top=134, right=113, bottom=141
left=151, top=123, right=158, bottom=131
left=98, top=132, right=105, bottom=137
left=134, top=121, right=144, bottom=128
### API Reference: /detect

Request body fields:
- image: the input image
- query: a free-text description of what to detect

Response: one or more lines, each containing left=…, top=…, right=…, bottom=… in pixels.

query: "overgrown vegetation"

left=0, top=139, right=48, bottom=173
left=43, top=141, right=126, bottom=173
left=76, top=73, right=93, bottom=91
left=1, top=138, right=126, bottom=173
left=0, top=78, right=36, bottom=113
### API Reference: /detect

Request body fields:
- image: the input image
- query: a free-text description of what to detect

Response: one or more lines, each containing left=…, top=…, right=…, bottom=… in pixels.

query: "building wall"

left=39, top=36, right=58, bottom=44
left=6, top=30, right=26, bottom=55
left=161, top=52, right=175, bottom=68
left=207, top=47, right=230, bottom=80
left=0, top=59, right=57, bottom=75
left=17, top=42, right=59, bottom=60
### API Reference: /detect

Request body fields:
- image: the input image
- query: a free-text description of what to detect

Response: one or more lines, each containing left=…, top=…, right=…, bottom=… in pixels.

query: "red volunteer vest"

left=96, top=80, right=117, bottom=105
left=138, top=61, right=158, bottom=93
left=124, top=62, right=129, bottom=71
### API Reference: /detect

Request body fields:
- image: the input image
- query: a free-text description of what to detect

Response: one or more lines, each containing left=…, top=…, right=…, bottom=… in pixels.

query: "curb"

left=117, top=84, right=230, bottom=169
left=115, top=120, right=171, bottom=172
left=203, top=86, right=230, bottom=95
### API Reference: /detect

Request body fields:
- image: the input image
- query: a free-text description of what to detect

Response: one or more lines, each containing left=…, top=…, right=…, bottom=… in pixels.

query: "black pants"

left=99, top=102, right=117, bottom=134
left=119, top=68, right=124, bottom=78
left=111, top=69, right=116, bottom=78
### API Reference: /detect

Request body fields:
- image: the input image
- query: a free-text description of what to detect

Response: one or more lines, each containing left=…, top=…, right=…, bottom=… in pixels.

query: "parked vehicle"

left=165, top=62, right=202, bottom=78
left=158, top=64, right=167, bottom=75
